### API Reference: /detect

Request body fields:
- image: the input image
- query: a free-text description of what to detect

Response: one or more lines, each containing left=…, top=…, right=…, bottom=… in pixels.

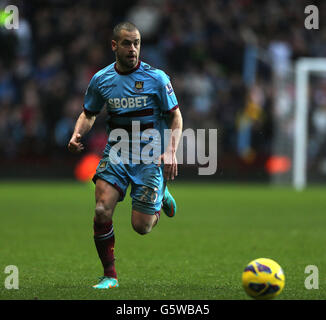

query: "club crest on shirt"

left=134, top=81, right=144, bottom=92
left=99, top=161, right=106, bottom=169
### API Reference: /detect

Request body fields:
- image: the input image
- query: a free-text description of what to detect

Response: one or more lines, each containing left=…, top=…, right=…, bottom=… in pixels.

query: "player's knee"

left=95, top=203, right=113, bottom=222
left=132, top=210, right=157, bottom=235
left=132, top=220, right=152, bottom=235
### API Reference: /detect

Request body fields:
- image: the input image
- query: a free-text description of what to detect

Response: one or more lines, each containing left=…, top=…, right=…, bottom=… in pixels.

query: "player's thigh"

left=93, top=154, right=129, bottom=221
left=95, top=178, right=120, bottom=221
left=130, top=164, right=165, bottom=215
left=130, top=164, right=165, bottom=233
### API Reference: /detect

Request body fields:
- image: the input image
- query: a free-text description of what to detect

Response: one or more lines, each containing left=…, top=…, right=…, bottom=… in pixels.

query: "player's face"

left=112, top=29, right=141, bottom=71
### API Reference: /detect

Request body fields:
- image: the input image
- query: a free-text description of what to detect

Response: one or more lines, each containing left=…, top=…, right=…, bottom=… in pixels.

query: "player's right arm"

left=68, top=73, right=105, bottom=154
left=68, top=111, right=96, bottom=153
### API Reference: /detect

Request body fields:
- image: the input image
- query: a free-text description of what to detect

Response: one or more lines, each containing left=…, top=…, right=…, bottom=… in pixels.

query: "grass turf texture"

left=0, top=181, right=325, bottom=300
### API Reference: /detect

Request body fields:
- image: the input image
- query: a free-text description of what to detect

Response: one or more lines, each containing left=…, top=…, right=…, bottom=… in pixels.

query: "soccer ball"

left=242, top=258, right=285, bottom=299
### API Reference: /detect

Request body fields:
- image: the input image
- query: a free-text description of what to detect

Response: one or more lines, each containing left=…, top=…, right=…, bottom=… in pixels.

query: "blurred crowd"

left=0, top=0, right=326, bottom=167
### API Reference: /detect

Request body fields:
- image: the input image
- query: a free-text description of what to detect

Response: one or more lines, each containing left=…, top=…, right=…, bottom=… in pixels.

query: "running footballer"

left=68, top=22, right=183, bottom=289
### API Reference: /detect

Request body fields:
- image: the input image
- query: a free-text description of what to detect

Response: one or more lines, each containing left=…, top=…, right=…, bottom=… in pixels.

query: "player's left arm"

left=158, top=108, right=183, bottom=181
left=156, top=71, right=183, bottom=180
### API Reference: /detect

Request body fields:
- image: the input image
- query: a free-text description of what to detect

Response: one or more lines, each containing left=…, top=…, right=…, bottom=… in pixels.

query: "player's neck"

left=115, top=60, right=140, bottom=75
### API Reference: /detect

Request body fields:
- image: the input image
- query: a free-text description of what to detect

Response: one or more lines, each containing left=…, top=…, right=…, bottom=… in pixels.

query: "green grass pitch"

left=0, top=181, right=325, bottom=300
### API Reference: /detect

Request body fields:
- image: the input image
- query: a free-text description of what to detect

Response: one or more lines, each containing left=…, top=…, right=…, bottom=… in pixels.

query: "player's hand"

left=157, top=149, right=178, bottom=181
left=68, top=133, right=84, bottom=153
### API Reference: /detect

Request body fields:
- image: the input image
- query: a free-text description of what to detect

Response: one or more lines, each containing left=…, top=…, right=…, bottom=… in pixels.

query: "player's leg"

left=130, top=164, right=164, bottom=235
left=92, top=155, right=129, bottom=288
left=130, top=185, right=178, bottom=234
left=92, top=178, right=121, bottom=289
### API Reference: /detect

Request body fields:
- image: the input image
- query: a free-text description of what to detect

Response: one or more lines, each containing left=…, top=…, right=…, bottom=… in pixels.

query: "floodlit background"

left=1, top=0, right=326, bottom=300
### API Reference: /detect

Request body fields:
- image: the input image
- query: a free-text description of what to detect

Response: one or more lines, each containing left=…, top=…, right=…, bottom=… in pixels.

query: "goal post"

left=294, top=58, right=326, bottom=191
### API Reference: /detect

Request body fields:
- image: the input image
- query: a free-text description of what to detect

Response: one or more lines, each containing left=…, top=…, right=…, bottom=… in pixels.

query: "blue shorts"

left=92, top=155, right=166, bottom=215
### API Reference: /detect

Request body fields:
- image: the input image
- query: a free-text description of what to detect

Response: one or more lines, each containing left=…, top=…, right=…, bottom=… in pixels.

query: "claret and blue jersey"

left=84, top=60, right=178, bottom=141
left=84, top=60, right=179, bottom=214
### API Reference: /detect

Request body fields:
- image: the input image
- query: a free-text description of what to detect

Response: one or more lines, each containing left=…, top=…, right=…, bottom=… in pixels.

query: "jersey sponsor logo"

left=108, top=96, right=148, bottom=109
left=166, top=82, right=174, bottom=96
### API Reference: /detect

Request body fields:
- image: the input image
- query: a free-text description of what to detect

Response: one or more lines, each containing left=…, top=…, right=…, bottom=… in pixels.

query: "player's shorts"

left=92, top=155, right=165, bottom=215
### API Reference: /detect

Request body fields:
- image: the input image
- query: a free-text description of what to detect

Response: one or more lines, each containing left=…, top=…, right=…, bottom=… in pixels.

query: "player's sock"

left=93, top=218, right=117, bottom=279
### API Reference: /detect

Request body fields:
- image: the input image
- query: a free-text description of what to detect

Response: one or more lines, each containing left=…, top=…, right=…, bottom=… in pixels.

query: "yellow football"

left=242, top=258, right=285, bottom=299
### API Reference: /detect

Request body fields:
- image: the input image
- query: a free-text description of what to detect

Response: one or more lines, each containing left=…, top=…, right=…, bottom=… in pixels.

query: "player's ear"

left=112, top=39, right=117, bottom=52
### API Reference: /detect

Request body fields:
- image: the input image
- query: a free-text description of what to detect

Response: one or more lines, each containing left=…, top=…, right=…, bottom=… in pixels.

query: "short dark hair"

left=112, top=22, right=139, bottom=41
